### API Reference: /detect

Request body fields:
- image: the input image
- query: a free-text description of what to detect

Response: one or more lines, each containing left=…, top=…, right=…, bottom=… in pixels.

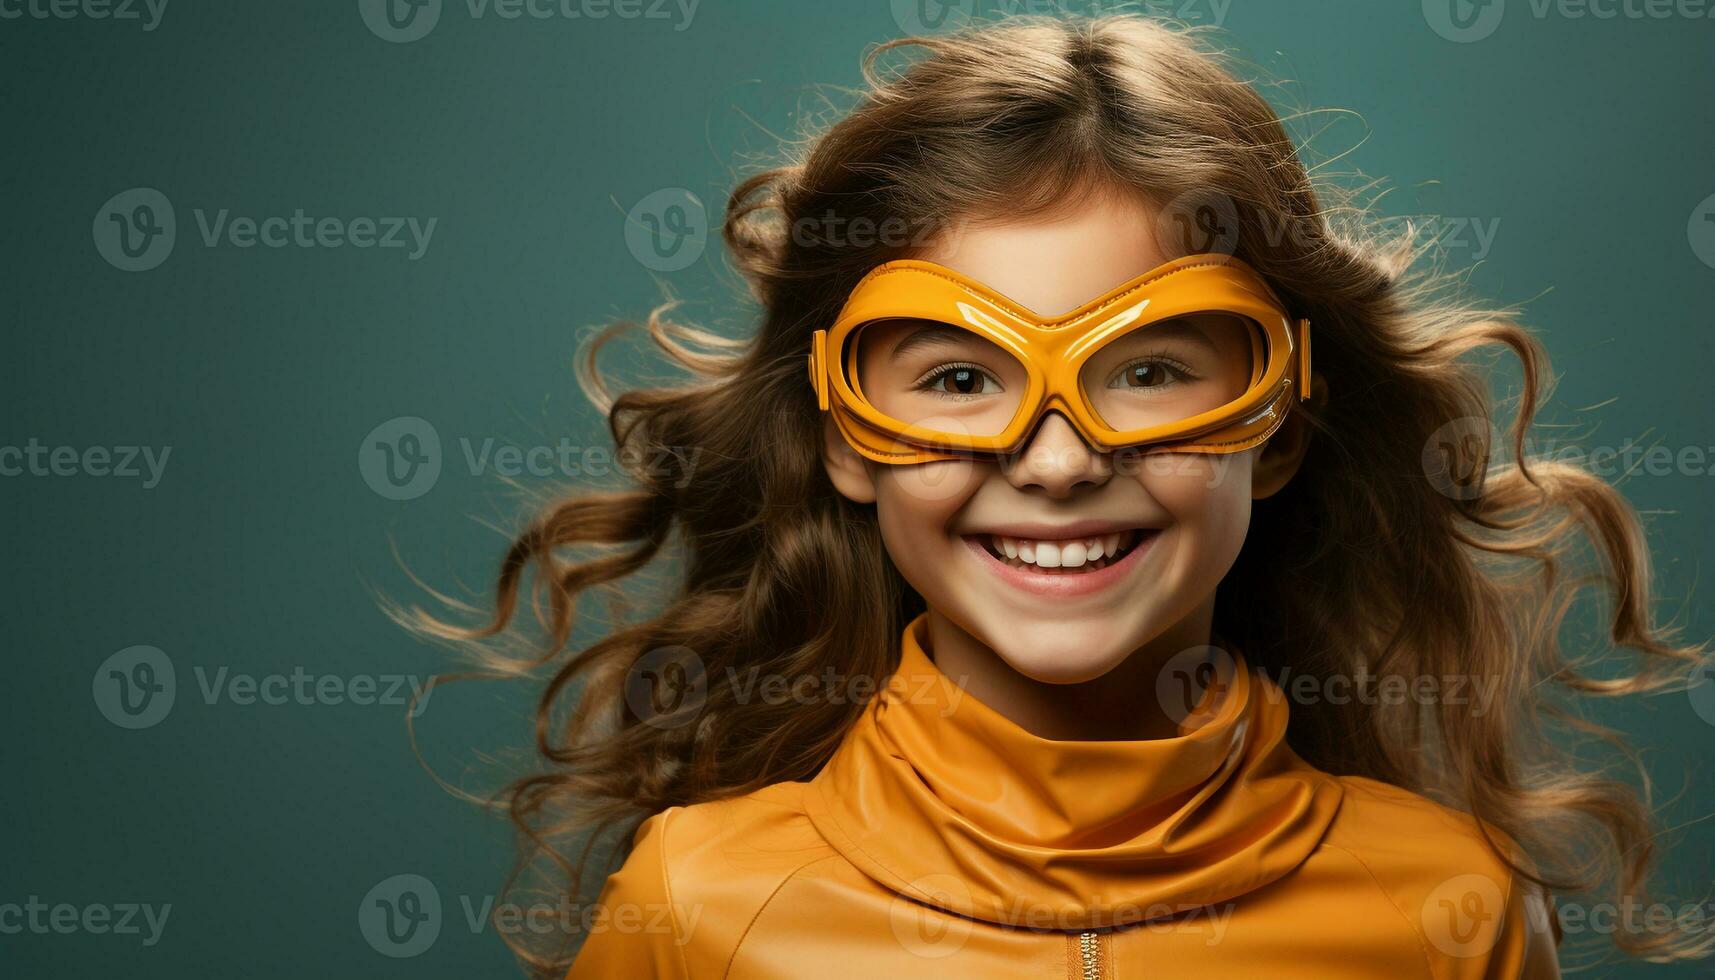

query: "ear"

left=1251, top=378, right=1322, bottom=500
left=821, top=414, right=878, bottom=504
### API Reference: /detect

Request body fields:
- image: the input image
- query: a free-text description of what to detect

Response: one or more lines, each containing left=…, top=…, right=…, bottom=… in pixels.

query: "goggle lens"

left=1079, top=312, right=1259, bottom=432
left=852, top=318, right=1028, bottom=438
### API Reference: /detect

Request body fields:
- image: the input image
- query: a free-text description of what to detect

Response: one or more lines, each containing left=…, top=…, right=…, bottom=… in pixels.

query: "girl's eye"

left=919, top=363, right=1002, bottom=397
left=1109, top=358, right=1193, bottom=391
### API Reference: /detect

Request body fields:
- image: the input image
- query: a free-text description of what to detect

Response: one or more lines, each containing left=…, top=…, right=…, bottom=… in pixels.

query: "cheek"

left=872, top=460, right=986, bottom=579
left=1133, top=451, right=1255, bottom=570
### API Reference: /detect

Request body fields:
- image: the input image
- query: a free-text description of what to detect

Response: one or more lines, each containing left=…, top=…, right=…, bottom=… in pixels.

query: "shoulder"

left=648, top=780, right=835, bottom=891
left=1323, top=774, right=1518, bottom=870
left=567, top=781, right=838, bottom=979
left=1313, top=775, right=1559, bottom=978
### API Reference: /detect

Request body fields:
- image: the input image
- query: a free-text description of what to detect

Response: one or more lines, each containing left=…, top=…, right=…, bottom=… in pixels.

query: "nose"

left=1001, top=411, right=1113, bottom=497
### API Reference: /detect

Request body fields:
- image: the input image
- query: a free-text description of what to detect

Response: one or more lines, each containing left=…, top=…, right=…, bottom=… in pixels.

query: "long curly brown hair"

left=402, top=14, right=1711, bottom=975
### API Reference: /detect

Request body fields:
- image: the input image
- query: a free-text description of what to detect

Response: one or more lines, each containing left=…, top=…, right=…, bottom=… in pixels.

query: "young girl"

left=428, top=14, right=1710, bottom=978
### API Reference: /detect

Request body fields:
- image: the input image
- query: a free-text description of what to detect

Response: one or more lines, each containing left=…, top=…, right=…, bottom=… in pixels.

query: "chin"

left=979, top=618, right=1140, bottom=685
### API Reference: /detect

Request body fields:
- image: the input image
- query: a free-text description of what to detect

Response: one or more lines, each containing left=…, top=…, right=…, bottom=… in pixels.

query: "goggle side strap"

left=1298, top=318, right=1312, bottom=402
left=809, top=330, right=830, bottom=411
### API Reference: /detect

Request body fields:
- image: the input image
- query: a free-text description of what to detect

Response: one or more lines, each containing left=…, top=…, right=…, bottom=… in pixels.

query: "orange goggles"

left=808, top=253, right=1311, bottom=464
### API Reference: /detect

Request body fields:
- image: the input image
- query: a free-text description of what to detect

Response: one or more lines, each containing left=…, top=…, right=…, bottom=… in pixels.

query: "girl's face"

left=821, top=192, right=1307, bottom=684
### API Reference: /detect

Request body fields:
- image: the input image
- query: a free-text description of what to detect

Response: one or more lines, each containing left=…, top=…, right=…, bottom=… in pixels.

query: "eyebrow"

left=1113, top=316, right=1226, bottom=356
left=886, top=322, right=969, bottom=360
left=881, top=315, right=1235, bottom=360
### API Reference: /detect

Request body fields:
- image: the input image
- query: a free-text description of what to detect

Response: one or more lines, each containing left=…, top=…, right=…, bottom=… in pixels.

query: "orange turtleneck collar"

left=804, top=612, right=1346, bottom=930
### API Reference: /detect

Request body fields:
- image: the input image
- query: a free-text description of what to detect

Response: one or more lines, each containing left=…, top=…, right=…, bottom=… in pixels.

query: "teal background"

left=1, top=1, right=1710, bottom=976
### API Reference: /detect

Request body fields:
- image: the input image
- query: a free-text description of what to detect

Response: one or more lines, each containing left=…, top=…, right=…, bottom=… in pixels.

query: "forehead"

left=912, top=193, right=1176, bottom=319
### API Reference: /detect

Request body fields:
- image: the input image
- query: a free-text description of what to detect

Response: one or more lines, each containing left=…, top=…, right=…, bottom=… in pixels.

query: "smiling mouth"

left=967, top=529, right=1151, bottom=575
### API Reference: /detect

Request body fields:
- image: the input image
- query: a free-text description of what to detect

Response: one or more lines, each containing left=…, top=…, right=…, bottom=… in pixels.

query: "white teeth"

left=985, top=531, right=1137, bottom=570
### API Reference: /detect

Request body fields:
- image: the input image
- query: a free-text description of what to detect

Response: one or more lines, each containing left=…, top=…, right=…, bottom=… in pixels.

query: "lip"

left=961, top=529, right=1156, bottom=599
left=959, top=518, right=1150, bottom=540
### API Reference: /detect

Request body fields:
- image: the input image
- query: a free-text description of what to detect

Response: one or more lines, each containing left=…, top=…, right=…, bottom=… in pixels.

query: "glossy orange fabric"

left=568, top=614, right=1560, bottom=978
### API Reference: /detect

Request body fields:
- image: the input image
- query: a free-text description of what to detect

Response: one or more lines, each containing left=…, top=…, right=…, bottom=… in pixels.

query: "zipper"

left=1076, top=930, right=1104, bottom=979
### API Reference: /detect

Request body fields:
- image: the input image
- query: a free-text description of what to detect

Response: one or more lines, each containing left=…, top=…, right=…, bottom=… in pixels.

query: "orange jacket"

left=568, top=614, right=1559, bottom=978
